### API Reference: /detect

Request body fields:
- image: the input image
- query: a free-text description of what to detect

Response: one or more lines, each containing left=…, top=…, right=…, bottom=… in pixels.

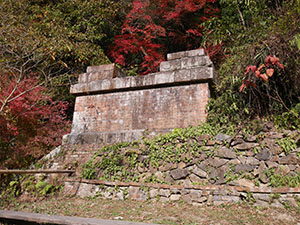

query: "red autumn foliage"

left=0, top=73, right=70, bottom=168
left=245, top=65, right=257, bottom=75
left=110, top=0, right=219, bottom=74
left=239, top=55, right=284, bottom=92
left=265, top=55, right=284, bottom=69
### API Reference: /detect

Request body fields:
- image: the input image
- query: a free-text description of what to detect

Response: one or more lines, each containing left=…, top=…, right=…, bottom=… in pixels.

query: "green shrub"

left=205, top=0, right=300, bottom=127
left=275, top=103, right=300, bottom=130
left=266, top=168, right=300, bottom=187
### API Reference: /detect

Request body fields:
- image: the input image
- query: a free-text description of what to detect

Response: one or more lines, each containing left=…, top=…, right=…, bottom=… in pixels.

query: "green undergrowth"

left=81, top=122, right=300, bottom=188
left=277, top=136, right=298, bottom=155
left=266, top=169, right=300, bottom=188
left=225, top=169, right=300, bottom=188
left=0, top=175, right=62, bottom=207
left=82, top=123, right=234, bottom=181
left=206, top=0, right=300, bottom=128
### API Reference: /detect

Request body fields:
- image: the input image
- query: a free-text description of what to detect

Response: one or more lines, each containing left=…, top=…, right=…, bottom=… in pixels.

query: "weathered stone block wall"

left=65, top=49, right=214, bottom=146
left=42, top=49, right=300, bottom=209
left=64, top=179, right=300, bottom=208
left=62, top=128, right=300, bottom=208
left=72, top=84, right=208, bottom=133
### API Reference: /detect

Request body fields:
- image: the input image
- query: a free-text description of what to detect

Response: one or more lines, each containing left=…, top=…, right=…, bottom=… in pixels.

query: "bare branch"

left=237, top=5, right=246, bottom=30
left=0, top=74, right=22, bottom=112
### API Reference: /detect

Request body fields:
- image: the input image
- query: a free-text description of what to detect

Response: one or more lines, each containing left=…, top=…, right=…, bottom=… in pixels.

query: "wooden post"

left=0, top=170, right=75, bottom=174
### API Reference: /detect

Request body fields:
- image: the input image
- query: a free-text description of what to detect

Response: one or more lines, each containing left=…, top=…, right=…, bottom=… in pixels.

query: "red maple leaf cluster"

left=110, top=0, right=219, bottom=74
left=240, top=55, right=284, bottom=92
left=0, top=73, right=70, bottom=168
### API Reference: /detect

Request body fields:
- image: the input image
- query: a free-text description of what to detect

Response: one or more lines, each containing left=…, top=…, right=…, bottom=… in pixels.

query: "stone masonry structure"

left=64, top=49, right=214, bottom=147
left=62, top=128, right=300, bottom=208
left=41, top=49, right=300, bottom=208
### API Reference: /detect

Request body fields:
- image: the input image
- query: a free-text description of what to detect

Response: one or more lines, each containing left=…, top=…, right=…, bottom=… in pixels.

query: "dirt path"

left=1, top=196, right=300, bottom=225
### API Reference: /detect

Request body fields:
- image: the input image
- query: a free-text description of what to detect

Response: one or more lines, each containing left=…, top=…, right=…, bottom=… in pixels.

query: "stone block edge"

left=70, top=67, right=214, bottom=95
left=64, top=178, right=300, bottom=194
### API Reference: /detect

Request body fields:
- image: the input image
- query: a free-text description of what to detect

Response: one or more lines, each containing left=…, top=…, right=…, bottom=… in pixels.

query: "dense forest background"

left=0, top=0, right=299, bottom=170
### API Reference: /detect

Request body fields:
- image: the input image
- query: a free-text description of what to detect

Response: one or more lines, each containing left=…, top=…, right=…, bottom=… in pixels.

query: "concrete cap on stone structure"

left=167, top=48, right=205, bottom=61
left=160, top=56, right=212, bottom=72
left=71, top=49, right=215, bottom=95
left=70, top=67, right=214, bottom=95
left=87, top=64, right=114, bottom=73
left=78, top=64, right=125, bottom=84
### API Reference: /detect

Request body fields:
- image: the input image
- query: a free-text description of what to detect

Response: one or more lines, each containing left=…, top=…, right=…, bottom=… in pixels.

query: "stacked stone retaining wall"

left=64, top=179, right=300, bottom=208
left=61, top=128, right=300, bottom=208
left=44, top=48, right=300, bottom=208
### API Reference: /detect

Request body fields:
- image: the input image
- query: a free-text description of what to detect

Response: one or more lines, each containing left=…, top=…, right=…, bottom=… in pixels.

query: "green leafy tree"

left=0, top=0, right=126, bottom=169
left=206, top=0, right=300, bottom=127
left=0, top=0, right=124, bottom=103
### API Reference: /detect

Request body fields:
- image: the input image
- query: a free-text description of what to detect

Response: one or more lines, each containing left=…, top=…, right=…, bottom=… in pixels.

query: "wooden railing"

left=0, top=170, right=75, bottom=174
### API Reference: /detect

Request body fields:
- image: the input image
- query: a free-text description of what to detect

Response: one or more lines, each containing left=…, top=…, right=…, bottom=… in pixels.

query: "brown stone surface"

left=128, top=186, right=147, bottom=201
left=57, top=49, right=300, bottom=209
left=235, top=142, right=259, bottom=150
left=64, top=178, right=300, bottom=194
left=167, top=48, right=205, bottom=60
left=69, top=83, right=209, bottom=143
left=67, top=49, right=215, bottom=145
left=191, top=166, right=208, bottom=178
left=196, top=134, right=210, bottom=141
left=62, top=178, right=300, bottom=207
left=159, top=163, right=177, bottom=172
left=208, top=158, right=228, bottom=168
left=279, top=153, right=300, bottom=164
left=189, top=174, right=204, bottom=183
left=216, top=147, right=236, bottom=159
left=170, top=168, right=190, bottom=180
left=78, top=64, right=125, bottom=83
left=234, top=164, right=255, bottom=173
left=256, top=149, right=272, bottom=161
left=231, top=179, right=255, bottom=188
